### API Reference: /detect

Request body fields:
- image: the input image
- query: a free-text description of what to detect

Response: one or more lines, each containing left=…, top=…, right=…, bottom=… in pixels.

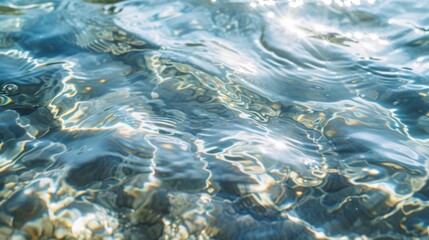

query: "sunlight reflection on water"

left=0, top=0, right=429, bottom=239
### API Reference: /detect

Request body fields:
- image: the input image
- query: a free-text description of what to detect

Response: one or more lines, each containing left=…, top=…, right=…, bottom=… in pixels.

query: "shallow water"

left=1, top=0, right=429, bottom=239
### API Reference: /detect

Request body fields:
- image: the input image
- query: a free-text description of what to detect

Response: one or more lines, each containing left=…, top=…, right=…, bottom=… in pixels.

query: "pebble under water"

left=1, top=0, right=429, bottom=239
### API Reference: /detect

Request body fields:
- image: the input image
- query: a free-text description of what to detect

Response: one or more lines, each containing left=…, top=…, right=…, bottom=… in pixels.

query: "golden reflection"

left=0, top=95, right=12, bottom=106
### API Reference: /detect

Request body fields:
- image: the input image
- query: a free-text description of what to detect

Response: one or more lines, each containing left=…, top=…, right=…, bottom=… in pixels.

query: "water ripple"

left=1, top=0, right=429, bottom=239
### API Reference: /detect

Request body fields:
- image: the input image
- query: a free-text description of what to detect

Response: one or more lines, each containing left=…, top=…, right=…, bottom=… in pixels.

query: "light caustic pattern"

left=0, top=0, right=429, bottom=239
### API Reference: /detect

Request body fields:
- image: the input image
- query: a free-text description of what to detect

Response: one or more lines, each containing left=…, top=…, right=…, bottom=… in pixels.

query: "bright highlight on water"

left=0, top=0, right=428, bottom=239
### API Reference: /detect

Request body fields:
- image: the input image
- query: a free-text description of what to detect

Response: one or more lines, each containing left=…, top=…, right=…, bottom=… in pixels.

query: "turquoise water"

left=1, top=0, right=429, bottom=239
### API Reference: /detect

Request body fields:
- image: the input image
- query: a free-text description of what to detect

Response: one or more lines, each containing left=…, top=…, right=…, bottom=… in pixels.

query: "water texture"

left=0, top=0, right=429, bottom=239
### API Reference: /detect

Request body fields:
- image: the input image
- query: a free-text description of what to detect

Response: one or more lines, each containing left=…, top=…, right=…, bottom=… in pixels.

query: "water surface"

left=1, top=0, right=429, bottom=239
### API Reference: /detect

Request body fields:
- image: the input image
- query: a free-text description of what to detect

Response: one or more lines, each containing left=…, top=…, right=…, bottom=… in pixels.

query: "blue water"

left=1, top=0, right=429, bottom=239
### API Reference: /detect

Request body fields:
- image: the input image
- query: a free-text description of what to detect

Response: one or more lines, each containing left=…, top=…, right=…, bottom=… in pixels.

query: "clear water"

left=1, top=0, right=429, bottom=239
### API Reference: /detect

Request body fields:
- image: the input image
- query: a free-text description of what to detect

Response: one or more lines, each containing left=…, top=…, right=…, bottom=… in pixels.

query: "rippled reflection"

left=0, top=0, right=429, bottom=239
